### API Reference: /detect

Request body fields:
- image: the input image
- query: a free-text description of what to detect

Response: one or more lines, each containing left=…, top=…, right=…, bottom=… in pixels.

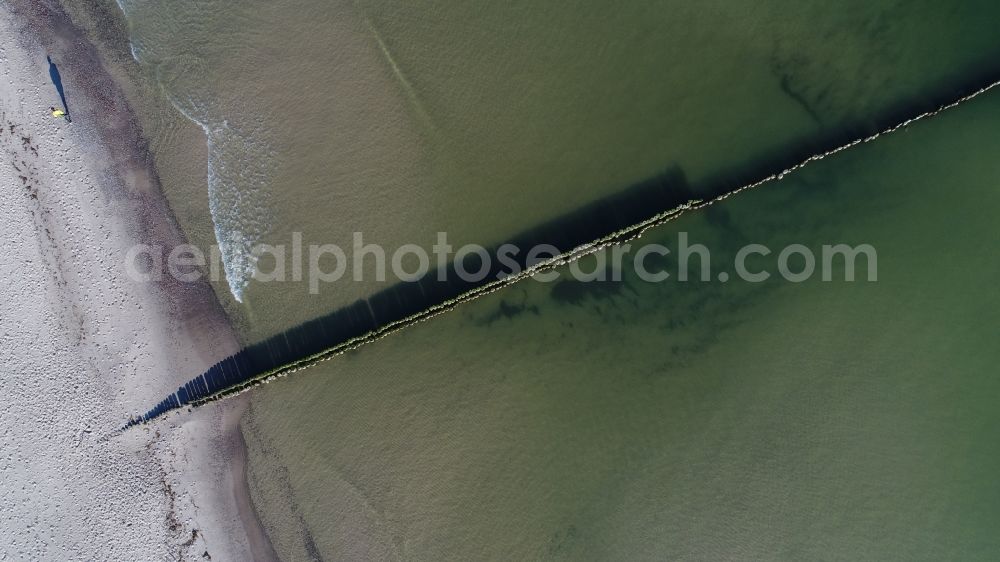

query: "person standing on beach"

left=49, top=106, right=68, bottom=119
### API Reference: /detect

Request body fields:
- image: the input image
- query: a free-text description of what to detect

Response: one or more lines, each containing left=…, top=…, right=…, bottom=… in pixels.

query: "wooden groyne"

left=131, top=67, right=1000, bottom=427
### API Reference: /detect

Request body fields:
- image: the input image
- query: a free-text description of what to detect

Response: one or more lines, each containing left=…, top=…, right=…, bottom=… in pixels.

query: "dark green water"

left=103, top=0, right=1000, bottom=558
left=114, top=0, right=1000, bottom=341
left=240, top=75, right=1000, bottom=560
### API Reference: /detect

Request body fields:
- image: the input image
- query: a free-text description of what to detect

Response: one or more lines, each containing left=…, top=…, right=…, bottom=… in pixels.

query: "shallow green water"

left=241, top=77, right=1000, bottom=560
left=104, top=0, right=1000, bottom=558
left=114, top=0, right=1000, bottom=341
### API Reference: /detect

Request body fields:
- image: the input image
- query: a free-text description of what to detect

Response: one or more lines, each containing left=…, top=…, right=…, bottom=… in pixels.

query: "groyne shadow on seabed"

left=130, top=164, right=695, bottom=425
left=130, top=66, right=1000, bottom=427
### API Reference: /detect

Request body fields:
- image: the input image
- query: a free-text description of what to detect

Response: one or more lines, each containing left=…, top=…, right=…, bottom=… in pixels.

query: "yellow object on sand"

left=51, top=108, right=65, bottom=118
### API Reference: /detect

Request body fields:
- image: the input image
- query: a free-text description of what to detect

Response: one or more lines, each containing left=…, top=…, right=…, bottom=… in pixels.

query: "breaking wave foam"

left=171, top=98, right=273, bottom=302
left=112, top=0, right=273, bottom=301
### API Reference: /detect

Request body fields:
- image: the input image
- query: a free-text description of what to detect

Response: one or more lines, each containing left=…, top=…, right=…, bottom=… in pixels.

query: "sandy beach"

left=0, top=3, right=270, bottom=560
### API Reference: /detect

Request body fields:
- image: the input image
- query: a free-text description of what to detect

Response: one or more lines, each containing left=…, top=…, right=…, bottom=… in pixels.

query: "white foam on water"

left=109, top=0, right=274, bottom=302
left=111, top=0, right=142, bottom=63
left=171, top=97, right=274, bottom=302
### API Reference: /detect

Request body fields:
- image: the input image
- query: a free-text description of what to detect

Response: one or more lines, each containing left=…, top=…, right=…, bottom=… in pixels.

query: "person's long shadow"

left=47, top=56, right=71, bottom=122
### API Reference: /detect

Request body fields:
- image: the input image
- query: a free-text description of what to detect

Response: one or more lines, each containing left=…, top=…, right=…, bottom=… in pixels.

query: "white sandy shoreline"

left=0, top=4, right=271, bottom=560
